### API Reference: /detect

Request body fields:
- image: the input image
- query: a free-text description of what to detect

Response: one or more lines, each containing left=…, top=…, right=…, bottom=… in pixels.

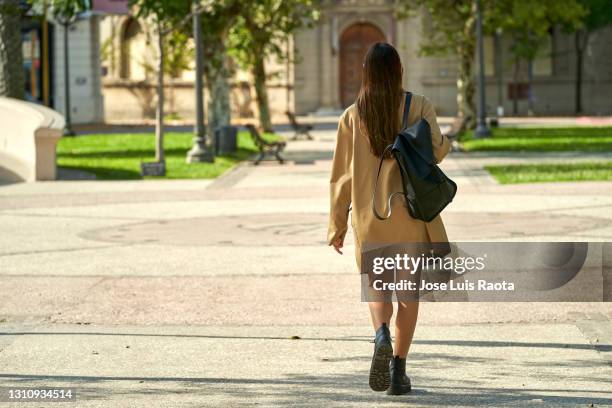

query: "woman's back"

left=329, top=92, right=450, bottom=269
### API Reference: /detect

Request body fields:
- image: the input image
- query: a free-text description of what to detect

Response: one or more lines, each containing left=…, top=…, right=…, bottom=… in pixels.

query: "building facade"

left=21, top=14, right=104, bottom=124
left=295, top=0, right=612, bottom=116
left=98, top=14, right=292, bottom=123
left=53, top=16, right=105, bottom=124
left=97, top=0, right=612, bottom=123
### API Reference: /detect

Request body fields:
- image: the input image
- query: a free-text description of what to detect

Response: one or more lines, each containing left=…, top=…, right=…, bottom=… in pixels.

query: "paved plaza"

left=0, top=128, right=611, bottom=407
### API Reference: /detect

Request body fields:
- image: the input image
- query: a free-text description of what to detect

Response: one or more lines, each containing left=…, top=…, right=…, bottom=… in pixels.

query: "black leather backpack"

left=372, top=92, right=457, bottom=223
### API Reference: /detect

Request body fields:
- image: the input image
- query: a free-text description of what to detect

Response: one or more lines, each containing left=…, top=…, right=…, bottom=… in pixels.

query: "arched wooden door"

left=339, top=23, right=386, bottom=107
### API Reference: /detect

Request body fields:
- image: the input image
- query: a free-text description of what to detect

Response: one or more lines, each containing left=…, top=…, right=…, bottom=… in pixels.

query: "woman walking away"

left=328, top=42, right=451, bottom=395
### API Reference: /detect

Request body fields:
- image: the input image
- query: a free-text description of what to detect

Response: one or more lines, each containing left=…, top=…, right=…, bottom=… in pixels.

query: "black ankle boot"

left=386, top=356, right=411, bottom=395
left=369, top=323, right=393, bottom=392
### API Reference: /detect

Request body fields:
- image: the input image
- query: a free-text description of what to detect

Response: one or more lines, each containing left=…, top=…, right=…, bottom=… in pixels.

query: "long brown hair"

left=356, top=42, right=404, bottom=157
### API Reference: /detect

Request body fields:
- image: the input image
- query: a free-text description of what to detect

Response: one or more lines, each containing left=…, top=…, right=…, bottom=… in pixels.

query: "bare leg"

left=368, top=302, right=393, bottom=330
left=393, top=301, right=419, bottom=358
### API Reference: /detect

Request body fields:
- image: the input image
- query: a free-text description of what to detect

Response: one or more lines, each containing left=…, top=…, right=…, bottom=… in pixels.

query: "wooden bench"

left=286, top=111, right=314, bottom=140
left=245, top=124, right=286, bottom=165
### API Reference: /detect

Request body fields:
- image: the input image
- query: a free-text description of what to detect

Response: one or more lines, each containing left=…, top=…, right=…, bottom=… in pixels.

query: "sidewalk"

left=0, top=322, right=610, bottom=407
left=0, top=128, right=611, bottom=407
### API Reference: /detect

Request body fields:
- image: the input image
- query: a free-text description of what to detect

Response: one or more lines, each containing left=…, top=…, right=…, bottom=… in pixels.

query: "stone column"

left=319, top=16, right=335, bottom=111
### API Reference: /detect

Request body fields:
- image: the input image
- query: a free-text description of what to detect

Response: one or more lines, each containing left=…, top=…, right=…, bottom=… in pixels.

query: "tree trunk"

left=512, top=60, right=519, bottom=115
left=155, top=21, right=164, bottom=162
left=456, top=8, right=476, bottom=130
left=204, top=37, right=231, bottom=139
left=0, top=0, right=24, bottom=99
left=527, top=58, right=534, bottom=116
left=207, top=70, right=231, bottom=140
left=252, top=52, right=273, bottom=132
left=574, top=30, right=587, bottom=115
left=456, top=48, right=476, bottom=129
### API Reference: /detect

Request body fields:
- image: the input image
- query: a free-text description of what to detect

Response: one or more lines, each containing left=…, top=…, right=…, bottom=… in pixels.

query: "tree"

left=199, top=0, right=240, bottom=138
left=129, top=0, right=190, bottom=162
left=141, top=28, right=194, bottom=117
left=0, top=0, right=25, bottom=99
left=165, top=30, right=193, bottom=117
left=571, top=0, right=612, bottom=114
left=489, top=0, right=584, bottom=115
left=229, top=0, right=319, bottom=132
left=402, top=0, right=583, bottom=125
left=402, top=0, right=479, bottom=130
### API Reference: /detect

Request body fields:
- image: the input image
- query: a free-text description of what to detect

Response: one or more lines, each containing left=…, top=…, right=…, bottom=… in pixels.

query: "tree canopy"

left=228, top=0, right=319, bottom=131
left=488, top=0, right=584, bottom=62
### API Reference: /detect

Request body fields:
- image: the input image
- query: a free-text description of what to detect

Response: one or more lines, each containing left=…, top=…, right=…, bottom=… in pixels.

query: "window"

left=120, top=18, right=143, bottom=80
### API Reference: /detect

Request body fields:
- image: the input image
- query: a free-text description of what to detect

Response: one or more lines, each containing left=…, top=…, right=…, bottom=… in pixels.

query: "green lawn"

left=57, top=131, right=276, bottom=180
left=485, top=162, right=612, bottom=184
left=461, top=126, right=612, bottom=152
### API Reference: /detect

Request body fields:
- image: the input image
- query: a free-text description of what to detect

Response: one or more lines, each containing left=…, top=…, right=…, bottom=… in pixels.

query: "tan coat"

left=327, top=93, right=452, bottom=271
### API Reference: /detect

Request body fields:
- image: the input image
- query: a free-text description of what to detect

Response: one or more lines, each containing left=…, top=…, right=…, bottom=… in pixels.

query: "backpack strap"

left=372, top=145, right=405, bottom=220
left=401, top=92, right=412, bottom=130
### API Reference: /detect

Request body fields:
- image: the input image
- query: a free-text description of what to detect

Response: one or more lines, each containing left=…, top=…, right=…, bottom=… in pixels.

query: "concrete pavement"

left=0, top=323, right=610, bottom=407
left=0, top=128, right=611, bottom=407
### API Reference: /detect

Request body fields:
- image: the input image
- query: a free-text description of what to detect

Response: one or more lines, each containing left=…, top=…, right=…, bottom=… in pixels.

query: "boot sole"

left=368, top=341, right=392, bottom=392
left=386, top=383, right=412, bottom=395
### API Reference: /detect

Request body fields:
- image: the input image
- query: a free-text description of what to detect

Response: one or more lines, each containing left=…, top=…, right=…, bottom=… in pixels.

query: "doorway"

left=339, top=23, right=385, bottom=107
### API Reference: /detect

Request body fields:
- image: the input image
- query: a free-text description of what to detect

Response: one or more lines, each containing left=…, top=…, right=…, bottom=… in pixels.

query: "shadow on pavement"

left=282, top=150, right=334, bottom=162
left=0, top=372, right=609, bottom=406
left=2, top=331, right=610, bottom=352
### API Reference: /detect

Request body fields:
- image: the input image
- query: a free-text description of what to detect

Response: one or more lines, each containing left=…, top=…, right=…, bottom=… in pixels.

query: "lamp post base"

left=186, top=139, right=214, bottom=163
left=474, top=123, right=492, bottom=138
left=63, top=127, right=76, bottom=137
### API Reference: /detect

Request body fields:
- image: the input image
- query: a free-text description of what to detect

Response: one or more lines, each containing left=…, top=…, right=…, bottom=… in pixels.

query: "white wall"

left=0, top=97, right=64, bottom=182
left=52, top=16, right=104, bottom=124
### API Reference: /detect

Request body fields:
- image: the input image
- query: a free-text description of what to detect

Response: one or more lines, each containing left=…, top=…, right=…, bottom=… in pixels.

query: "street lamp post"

left=186, top=0, right=214, bottom=163
left=49, top=0, right=83, bottom=137
left=475, top=0, right=491, bottom=138
left=495, top=27, right=503, bottom=123
left=62, top=22, right=75, bottom=136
